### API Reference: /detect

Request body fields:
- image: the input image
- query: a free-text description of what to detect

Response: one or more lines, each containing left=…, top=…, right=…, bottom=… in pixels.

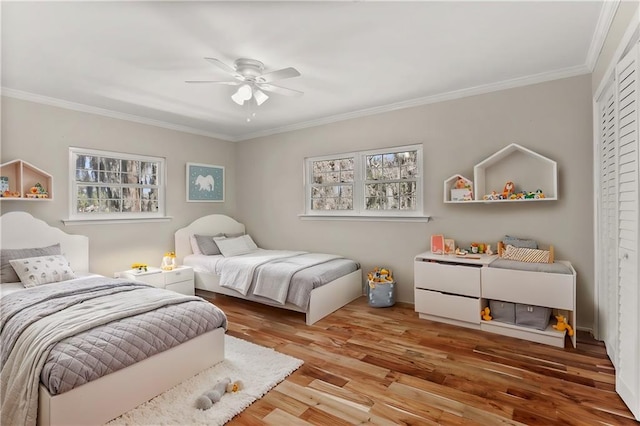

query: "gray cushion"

left=503, top=235, right=537, bottom=249
left=1, top=244, right=61, bottom=283
left=193, top=234, right=224, bottom=256
left=225, top=232, right=245, bottom=238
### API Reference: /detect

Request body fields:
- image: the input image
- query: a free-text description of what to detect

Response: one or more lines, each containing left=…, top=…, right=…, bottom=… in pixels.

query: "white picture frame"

left=186, top=163, right=224, bottom=202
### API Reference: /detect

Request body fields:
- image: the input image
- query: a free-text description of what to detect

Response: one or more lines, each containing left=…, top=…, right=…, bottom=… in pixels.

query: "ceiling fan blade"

left=256, top=67, right=301, bottom=83
left=204, top=57, right=242, bottom=79
left=257, top=83, right=303, bottom=97
left=185, top=80, right=241, bottom=85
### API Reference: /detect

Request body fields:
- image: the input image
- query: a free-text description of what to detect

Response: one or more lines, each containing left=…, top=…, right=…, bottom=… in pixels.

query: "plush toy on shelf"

left=552, top=315, right=574, bottom=336
left=481, top=307, right=492, bottom=321
left=195, top=377, right=244, bottom=410
left=502, top=181, right=515, bottom=199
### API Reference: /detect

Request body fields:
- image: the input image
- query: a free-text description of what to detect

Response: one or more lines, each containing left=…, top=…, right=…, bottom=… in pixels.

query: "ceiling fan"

left=186, top=58, right=303, bottom=107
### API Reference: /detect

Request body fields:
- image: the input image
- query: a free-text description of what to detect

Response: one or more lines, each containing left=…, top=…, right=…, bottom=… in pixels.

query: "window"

left=305, top=144, right=423, bottom=217
left=68, top=147, right=166, bottom=222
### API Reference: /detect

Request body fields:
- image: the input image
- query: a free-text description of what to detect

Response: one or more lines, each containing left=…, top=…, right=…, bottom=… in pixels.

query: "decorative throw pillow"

left=502, top=244, right=550, bottom=263
left=190, top=235, right=203, bottom=255
left=214, top=235, right=258, bottom=257
left=224, top=232, right=245, bottom=238
left=9, top=254, right=76, bottom=287
left=1, top=244, right=61, bottom=283
left=193, top=233, right=225, bottom=256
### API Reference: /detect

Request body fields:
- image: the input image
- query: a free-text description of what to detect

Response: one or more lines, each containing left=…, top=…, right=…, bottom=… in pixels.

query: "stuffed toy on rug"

left=195, top=377, right=244, bottom=410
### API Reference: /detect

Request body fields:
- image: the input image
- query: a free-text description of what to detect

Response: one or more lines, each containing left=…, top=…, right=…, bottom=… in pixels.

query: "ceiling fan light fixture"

left=253, top=89, right=269, bottom=106
left=231, top=84, right=252, bottom=105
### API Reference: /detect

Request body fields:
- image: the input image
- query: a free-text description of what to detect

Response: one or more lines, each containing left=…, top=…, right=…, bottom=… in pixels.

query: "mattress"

left=184, top=251, right=360, bottom=308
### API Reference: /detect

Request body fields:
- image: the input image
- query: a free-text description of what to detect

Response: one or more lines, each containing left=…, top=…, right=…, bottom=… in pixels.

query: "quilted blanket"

left=0, top=277, right=227, bottom=426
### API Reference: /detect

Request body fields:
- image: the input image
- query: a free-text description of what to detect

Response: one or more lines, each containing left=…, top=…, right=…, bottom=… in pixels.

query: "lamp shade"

left=231, top=84, right=253, bottom=105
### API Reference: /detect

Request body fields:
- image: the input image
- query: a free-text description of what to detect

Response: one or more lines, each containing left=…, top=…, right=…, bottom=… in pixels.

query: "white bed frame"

left=175, top=214, right=363, bottom=325
left=0, top=211, right=225, bottom=426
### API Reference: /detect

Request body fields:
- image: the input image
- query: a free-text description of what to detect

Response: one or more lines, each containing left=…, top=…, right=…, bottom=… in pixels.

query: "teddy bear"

left=194, top=377, right=244, bottom=410
left=552, top=315, right=574, bottom=336
left=481, top=307, right=492, bottom=321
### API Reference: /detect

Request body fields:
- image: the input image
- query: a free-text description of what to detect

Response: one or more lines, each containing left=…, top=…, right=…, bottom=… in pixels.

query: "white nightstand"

left=116, top=265, right=195, bottom=295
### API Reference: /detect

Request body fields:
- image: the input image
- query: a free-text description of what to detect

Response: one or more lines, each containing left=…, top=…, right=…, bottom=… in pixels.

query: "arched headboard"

left=0, top=211, right=90, bottom=274
left=174, top=214, right=245, bottom=264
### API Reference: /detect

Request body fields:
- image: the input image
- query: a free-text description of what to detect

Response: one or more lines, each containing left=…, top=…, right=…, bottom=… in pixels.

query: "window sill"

left=298, top=214, right=431, bottom=223
left=62, top=216, right=173, bottom=226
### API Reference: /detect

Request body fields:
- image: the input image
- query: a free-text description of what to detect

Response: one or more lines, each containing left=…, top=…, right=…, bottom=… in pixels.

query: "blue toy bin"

left=368, top=280, right=396, bottom=308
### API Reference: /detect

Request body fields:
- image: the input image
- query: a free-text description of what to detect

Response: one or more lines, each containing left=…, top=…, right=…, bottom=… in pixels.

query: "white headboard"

left=174, top=214, right=245, bottom=264
left=0, top=211, right=90, bottom=274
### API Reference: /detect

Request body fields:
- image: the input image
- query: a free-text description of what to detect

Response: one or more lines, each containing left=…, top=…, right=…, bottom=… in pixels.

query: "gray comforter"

left=0, top=277, right=227, bottom=426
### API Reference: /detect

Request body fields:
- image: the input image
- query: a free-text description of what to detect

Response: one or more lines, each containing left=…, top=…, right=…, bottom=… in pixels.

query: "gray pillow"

left=194, top=234, right=224, bottom=256
left=1, top=244, right=61, bottom=283
left=225, top=232, right=245, bottom=238
left=503, top=235, right=538, bottom=249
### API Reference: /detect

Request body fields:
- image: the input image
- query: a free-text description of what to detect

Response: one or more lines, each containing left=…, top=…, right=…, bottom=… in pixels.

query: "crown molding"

left=235, top=64, right=591, bottom=141
left=0, top=88, right=235, bottom=142
left=585, top=0, right=620, bottom=72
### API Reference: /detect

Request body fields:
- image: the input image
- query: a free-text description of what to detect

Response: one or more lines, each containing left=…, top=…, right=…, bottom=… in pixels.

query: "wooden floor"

left=198, top=292, right=637, bottom=425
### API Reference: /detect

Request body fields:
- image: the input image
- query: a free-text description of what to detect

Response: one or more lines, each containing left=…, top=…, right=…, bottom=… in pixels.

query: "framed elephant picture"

left=186, top=163, right=225, bottom=202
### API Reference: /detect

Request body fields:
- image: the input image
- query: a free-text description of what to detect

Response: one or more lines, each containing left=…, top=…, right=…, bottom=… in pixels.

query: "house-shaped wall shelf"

left=443, top=174, right=474, bottom=203
left=445, top=144, right=557, bottom=203
left=0, top=159, right=53, bottom=201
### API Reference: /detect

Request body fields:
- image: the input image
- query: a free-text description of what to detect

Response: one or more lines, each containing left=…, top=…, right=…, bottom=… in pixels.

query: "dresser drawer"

left=414, top=260, right=481, bottom=297
left=138, top=272, right=165, bottom=287
left=481, top=267, right=574, bottom=310
left=166, top=280, right=195, bottom=295
left=415, top=289, right=480, bottom=324
left=164, top=267, right=194, bottom=285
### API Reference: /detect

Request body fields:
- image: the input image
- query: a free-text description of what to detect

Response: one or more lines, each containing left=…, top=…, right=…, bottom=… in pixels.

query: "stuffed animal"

left=552, top=315, right=574, bottom=336
left=481, top=307, right=492, bottom=321
left=455, top=177, right=469, bottom=189
left=502, top=181, right=515, bottom=199
left=195, top=377, right=244, bottom=410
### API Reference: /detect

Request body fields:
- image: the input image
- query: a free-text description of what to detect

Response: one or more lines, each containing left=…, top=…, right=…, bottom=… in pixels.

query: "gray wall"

left=0, top=96, right=237, bottom=277
left=236, top=75, right=595, bottom=329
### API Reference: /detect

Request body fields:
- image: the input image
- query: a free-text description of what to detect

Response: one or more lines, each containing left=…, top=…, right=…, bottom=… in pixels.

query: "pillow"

left=502, top=244, right=550, bottom=263
left=9, top=254, right=77, bottom=287
left=214, top=234, right=258, bottom=257
left=225, top=232, right=245, bottom=238
left=190, top=235, right=203, bottom=255
left=502, top=235, right=538, bottom=249
left=1, top=244, right=61, bottom=283
left=193, top=233, right=224, bottom=256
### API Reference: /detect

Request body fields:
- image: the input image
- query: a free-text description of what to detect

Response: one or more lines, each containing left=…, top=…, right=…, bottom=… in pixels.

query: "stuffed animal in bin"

left=481, top=307, right=492, bottom=321
left=195, top=377, right=244, bottom=410
left=552, top=315, right=574, bottom=336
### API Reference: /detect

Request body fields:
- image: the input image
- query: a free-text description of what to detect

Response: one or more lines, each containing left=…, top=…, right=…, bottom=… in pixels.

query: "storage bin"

left=489, top=300, right=516, bottom=324
left=368, top=281, right=395, bottom=308
left=515, top=304, right=551, bottom=330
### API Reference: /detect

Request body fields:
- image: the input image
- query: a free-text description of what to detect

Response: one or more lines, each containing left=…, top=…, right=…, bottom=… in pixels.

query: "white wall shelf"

left=444, top=144, right=558, bottom=203
left=0, top=159, right=53, bottom=201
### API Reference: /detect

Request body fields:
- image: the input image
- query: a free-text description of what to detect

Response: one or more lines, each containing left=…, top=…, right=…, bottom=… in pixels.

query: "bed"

left=0, top=211, right=227, bottom=426
left=175, top=214, right=363, bottom=325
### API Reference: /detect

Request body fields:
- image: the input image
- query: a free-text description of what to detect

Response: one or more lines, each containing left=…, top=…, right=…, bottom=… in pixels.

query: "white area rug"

left=108, top=335, right=303, bottom=425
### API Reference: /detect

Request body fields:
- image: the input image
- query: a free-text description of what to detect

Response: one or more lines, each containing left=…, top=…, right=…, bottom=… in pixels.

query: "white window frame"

left=66, top=147, right=168, bottom=224
left=303, top=144, right=424, bottom=219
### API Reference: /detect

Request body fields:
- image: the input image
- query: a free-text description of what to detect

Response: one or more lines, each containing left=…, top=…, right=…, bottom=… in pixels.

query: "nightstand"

left=116, top=265, right=195, bottom=295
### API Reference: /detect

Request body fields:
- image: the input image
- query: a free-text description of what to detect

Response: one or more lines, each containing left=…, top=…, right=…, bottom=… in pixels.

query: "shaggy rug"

left=108, top=335, right=303, bottom=425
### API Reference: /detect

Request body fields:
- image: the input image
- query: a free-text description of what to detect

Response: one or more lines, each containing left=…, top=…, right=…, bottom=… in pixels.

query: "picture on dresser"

left=431, top=234, right=444, bottom=254
left=444, top=238, right=455, bottom=254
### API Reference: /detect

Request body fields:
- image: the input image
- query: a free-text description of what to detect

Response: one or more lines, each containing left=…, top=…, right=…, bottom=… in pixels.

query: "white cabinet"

left=414, top=251, right=576, bottom=348
left=414, top=253, right=494, bottom=328
left=117, top=266, right=195, bottom=296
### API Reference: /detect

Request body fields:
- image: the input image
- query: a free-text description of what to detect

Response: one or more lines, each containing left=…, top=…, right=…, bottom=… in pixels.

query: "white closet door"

left=597, top=82, right=619, bottom=364
left=616, top=44, right=640, bottom=420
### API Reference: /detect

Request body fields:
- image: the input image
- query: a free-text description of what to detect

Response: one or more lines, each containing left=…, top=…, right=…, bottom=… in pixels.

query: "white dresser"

left=116, top=266, right=195, bottom=296
left=414, top=251, right=576, bottom=348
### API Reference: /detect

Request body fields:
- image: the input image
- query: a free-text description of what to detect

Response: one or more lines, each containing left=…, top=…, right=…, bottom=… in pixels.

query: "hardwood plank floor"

left=197, top=292, right=637, bottom=425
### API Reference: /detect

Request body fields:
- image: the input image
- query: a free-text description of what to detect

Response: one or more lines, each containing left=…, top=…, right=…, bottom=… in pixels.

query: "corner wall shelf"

left=444, top=144, right=557, bottom=204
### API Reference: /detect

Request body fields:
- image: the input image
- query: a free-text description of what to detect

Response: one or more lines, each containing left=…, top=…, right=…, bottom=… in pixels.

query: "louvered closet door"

left=616, top=44, right=640, bottom=419
left=597, top=82, right=619, bottom=364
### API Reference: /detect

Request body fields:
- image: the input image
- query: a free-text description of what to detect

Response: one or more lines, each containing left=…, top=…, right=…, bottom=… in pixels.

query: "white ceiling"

left=1, top=1, right=608, bottom=142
